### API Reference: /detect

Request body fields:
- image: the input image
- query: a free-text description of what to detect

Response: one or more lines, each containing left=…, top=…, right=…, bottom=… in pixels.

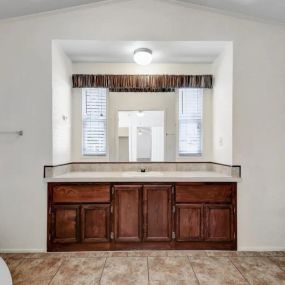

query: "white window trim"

left=81, top=88, right=109, bottom=158
left=176, top=88, right=204, bottom=159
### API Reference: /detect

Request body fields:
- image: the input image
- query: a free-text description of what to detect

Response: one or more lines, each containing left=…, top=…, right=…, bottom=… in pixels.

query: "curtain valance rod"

left=72, top=74, right=213, bottom=91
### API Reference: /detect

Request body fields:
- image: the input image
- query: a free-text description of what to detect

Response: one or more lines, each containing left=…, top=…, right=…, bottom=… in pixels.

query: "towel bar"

left=0, top=130, right=23, bottom=136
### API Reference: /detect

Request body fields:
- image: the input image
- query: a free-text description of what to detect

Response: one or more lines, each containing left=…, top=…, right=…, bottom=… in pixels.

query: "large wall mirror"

left=75, top=88, right=209, bottom=162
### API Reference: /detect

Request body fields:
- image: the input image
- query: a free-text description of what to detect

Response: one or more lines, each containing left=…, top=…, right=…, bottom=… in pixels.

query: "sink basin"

left=121, top=171, right=164, bottom=177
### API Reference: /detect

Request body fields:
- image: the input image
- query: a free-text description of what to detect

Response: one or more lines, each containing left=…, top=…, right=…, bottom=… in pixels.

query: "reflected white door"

left=118, top=110, right=165, bottom=162
left=151, top=127, right=164, bottom=161
left=137, top=127, right=152, bottom=161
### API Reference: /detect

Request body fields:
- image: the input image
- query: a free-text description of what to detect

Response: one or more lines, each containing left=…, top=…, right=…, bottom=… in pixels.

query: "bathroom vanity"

left=45, top=44, right=240, bottom=252
left=47, top=171, right=238, bottom=251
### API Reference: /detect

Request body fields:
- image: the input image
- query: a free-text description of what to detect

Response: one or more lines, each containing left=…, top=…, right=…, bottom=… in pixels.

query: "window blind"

left=82, top=88, right=107, bottom=156
left=178, top=88, right=203, bottom=156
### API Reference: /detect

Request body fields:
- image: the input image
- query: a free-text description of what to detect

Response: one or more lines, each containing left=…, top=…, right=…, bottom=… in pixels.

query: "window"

left=178, top=88, right=203, bottom=156
left=82, top=88, right=107, bottom=156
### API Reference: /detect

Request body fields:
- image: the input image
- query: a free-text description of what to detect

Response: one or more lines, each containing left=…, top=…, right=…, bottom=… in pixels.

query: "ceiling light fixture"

left=137, top=110, right=144, bottom=117
left=133, top=48, right=152, bottom=65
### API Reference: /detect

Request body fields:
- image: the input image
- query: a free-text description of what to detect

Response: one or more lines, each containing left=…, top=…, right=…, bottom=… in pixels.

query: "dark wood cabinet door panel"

left=114, top=185, right=142, bottom=242
left=51, top=205, right=80, bottom=243
left=205, top=204, right=233, bottom=241
left=176, top=183, right=233, bottom=203
left=176, top=204, right=203, bottom=241
left=53, top=184, right=110, bottom=203
left=81, top=204, right=110, bottom=242
left=143, top=185, right=172, bottom=241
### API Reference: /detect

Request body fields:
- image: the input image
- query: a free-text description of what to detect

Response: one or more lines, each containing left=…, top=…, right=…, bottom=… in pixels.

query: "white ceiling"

left=177, top=0, right=285, bottom=24
left=58, top=40, right=227, bottom=63
left=0, top=0, right=104, bottom=19
left=0, top=0, right=284, bottom=24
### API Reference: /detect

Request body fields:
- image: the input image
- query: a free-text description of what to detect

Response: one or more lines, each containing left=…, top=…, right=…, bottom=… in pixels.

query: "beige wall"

left=52, top=42, right=72, bottom=164
left=212, top=42, right=233, bottom=165
left=72, top=62, right=214, bottom=75
left=0, top=0, right=285, bottom=251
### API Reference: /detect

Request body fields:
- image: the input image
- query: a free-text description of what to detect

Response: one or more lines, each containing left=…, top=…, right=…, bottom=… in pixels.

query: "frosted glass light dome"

left=133, top=48, right=152, bottom=65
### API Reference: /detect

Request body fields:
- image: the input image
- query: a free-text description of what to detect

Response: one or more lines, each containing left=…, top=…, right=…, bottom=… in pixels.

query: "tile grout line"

left=265, top=256, right=285, bottom=273
left=228, top=257, right=251, bottom=285
left=47, top=258, right=65, bottom=285
left=6, top=257, right=25, bottom=283
left=205, top=250, right=211, bottom=257
left=187, top=256, right=201, bottom=285
left=268, top=256, right=285, bottom=271
left=11, top=257, right=25, bottom=270
left=98, top=257, right=108, bottom=285
left=147, top=256, right=150, bottom=285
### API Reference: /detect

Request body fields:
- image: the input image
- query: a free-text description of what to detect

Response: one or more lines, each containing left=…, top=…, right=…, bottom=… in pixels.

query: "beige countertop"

left=45, top=171, right=241, bottom=183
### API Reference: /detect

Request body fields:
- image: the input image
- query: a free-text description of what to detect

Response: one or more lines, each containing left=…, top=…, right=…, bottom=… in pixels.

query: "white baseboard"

left=0, top=249, right=46, bottom=253
left=238, top=246, right=285, bottom=251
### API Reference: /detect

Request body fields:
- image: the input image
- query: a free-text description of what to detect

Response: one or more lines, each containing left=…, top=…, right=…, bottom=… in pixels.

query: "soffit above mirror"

left=57, top=40, right=228, bottom=64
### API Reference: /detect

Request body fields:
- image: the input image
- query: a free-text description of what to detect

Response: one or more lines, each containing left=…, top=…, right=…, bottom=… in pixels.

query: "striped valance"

left=72, top=74, right=213, bottom=92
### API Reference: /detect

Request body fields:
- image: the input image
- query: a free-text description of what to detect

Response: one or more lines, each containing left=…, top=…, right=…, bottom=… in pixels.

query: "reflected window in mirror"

left=178, top=88, right=203, bottom=157
left=82, top=88, right=107, bottom=156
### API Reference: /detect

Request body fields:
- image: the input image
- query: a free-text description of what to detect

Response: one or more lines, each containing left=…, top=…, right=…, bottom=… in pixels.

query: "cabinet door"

left=81, top=204, right=110, bottom=242
left=114, top=185, right=142, bottom=242
left=205, top=204, right=233, bottom=241
left=51, top=205, right=80, bottom=243
left=143, top=185, right=172, bottom=241
left=175, top=204, right=203, bottom=241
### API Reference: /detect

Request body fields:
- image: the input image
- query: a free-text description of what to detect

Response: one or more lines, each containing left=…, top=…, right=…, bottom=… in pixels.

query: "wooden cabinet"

left=52, top=184, right=110, bottom=203
left=81, top=204, right=110, bottom=243
left=51, top=205, right=80, bottom=243
left=143, top=185, right=172, bottom=241
left=175, top=204, right=203, bottom=241
left=48, top=183, right=112, bottom=251
left=176, top=184, right=233, bottom=203
left=113, top=185, right=142, bottom=242
left=175, top=203, right=234, bottom=243
left=48, top=182, right=237, bottom=251
left=204, top=204, right=233, bottom=241
left=175, top=183, right=236, bottom=247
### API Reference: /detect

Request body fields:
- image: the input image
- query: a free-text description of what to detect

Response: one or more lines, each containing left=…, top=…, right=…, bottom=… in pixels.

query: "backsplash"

left=44, top=162, right=241, bottom=179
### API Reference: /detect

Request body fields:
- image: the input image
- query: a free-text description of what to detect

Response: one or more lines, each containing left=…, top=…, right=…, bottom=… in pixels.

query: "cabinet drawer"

left=52, top=184, right=110, bottom=203
left=176, top=183, right=233, bottom=203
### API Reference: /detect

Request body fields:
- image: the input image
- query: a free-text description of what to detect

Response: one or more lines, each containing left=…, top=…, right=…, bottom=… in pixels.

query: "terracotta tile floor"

left=1, top=251, right=285, bottom=285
